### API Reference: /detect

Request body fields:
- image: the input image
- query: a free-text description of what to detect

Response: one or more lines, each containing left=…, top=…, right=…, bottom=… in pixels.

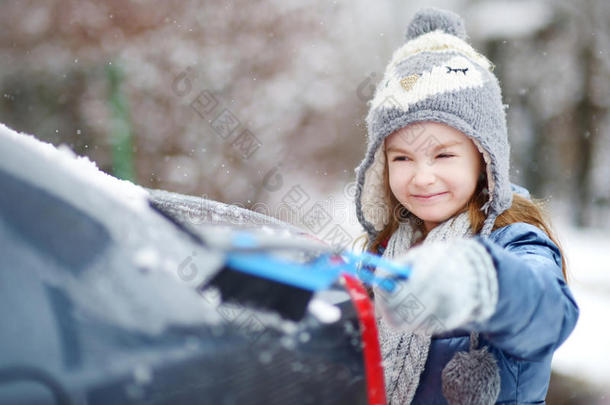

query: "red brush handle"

left=341, top=273, right=387, bottom=405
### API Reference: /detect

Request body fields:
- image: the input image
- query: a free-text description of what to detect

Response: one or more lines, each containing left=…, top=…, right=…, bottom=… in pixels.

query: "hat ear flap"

left=359, top=145, right=391, bottom=233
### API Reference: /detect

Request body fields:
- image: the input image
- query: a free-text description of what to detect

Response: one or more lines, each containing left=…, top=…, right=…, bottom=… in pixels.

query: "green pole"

left=106, top=63, right=135, bottom=182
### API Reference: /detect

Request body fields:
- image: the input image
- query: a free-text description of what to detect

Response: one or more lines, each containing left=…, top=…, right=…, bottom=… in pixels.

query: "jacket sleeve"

left=468, top=222, right=579, bottom=361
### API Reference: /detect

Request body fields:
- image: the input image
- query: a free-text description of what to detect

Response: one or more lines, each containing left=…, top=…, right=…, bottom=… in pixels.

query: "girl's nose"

left=412, top=164, right=436, bottom=187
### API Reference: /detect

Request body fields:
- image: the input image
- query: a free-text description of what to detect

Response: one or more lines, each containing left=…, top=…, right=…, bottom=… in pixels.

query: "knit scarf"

left=375, top=211, right=473, bottom=404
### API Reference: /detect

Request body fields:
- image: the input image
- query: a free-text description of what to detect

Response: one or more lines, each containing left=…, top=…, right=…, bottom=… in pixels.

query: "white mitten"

left=374, top=239, right=499, bottom=334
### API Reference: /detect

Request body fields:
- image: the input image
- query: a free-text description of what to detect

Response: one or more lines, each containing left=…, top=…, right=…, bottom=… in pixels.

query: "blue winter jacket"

left=409, top=222, right=580, bottom=404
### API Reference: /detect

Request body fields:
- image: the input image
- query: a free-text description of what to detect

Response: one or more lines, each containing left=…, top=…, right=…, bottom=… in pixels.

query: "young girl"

left=353, top=8, right=579, bottom=405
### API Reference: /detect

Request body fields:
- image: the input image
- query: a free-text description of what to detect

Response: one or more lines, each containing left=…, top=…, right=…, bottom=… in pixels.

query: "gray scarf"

left=375, top=211, right=500, bottom=404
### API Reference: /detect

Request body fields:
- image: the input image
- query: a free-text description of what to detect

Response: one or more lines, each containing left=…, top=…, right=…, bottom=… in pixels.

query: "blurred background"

left=1, top=0, right=609, bottom=403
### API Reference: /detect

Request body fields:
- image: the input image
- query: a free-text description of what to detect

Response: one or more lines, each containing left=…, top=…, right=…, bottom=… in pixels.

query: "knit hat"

left=355, top=7, right=512, bottom=239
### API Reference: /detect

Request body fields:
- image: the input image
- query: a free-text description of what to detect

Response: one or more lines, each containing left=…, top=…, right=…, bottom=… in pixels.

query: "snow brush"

left=200, top=232, right=411, bottom=321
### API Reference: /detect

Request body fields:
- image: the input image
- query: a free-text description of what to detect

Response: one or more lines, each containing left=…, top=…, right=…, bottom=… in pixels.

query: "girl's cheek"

left=389, top=170, right=409, bottom=193
left=392, top=167, right=413, bottom=184
left=437, top=161, right=464, bottom=177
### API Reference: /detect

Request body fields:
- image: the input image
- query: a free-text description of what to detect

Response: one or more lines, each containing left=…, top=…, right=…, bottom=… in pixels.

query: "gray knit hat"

left=355, top=7, right=512, bottom=239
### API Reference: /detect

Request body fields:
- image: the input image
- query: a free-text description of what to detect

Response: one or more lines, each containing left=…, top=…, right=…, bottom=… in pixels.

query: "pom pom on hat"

left=406, top=7, right=468, bottom=41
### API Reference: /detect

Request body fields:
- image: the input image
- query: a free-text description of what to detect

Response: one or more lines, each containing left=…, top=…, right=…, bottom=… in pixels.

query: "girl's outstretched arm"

left=470, top=222, right=579, bottom=361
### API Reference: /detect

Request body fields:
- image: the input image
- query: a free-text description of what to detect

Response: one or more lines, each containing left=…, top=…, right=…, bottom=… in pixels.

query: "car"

left=0, top=123, right=385, bottom=405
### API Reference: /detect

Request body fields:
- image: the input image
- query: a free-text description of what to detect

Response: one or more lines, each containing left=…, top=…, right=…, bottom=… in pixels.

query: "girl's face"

left=385, top=121, right=483, bottom=233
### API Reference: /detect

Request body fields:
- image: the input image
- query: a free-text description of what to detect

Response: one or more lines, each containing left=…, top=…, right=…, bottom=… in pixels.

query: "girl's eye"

left=392, top=156, right=410, bottom=162
left=437, top=153, right=454, bottom=158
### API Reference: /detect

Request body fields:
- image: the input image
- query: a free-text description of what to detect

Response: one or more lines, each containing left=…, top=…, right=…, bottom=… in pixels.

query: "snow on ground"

left=551, top=220, right=610, bottom=388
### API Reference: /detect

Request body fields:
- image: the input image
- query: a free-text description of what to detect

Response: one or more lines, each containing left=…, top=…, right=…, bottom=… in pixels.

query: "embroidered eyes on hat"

left=354, top=7, right=513, bottom=238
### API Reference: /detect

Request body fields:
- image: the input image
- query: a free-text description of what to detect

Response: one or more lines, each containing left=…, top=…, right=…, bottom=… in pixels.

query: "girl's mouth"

left=412, top=192, right=448, bottom=201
